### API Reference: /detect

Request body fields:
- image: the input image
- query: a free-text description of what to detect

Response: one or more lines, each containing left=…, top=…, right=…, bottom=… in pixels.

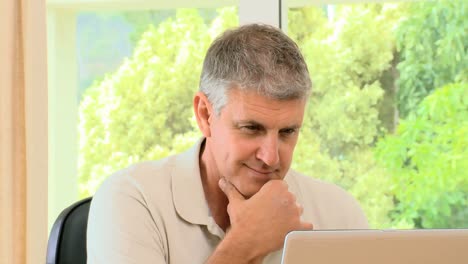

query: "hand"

left=219, top=178, right=313, bottom=259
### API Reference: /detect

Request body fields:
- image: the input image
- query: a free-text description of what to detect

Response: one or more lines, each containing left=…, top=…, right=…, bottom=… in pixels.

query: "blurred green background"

left=76, top=1, right=467, bottom=229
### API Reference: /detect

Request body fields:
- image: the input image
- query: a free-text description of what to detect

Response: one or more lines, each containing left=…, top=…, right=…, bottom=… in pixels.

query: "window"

left=47, top=0, right=283, bottom=230
left=47, top=0, right=467, bottom=231
left=76, top=7, right=238, bottom=195
left=287, top=0, right=467, bottom=229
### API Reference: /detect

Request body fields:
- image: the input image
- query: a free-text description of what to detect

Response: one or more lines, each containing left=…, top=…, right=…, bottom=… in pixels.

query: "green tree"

left=289, top=3, right=406, bottom=228
left=375, top=82, right=468, bottom=228
left=289, top=2, right=467, bottom=229
left=78, top=2, right=467, bottom=230
left=78, top=8, right=237, bottom=196
left=122, top=9, right=222, bottom=45
left=396, top=0, right=467, bottom=117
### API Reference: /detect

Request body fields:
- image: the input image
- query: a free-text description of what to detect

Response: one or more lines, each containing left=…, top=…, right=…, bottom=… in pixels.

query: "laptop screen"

left=281, top=229, right=468, bottom=264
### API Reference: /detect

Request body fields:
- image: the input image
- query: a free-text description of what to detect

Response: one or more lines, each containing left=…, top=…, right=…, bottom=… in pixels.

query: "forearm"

left=205, top=230, right=264, bottom=264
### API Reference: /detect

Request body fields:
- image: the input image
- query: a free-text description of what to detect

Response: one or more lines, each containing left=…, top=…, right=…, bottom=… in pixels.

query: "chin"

left=227, top=167, right=280, bottom=198
left=236, top=182, right=264, bottom=199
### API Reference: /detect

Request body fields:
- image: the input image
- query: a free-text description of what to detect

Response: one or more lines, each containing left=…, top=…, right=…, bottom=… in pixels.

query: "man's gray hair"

left=199, top=24, right=312, bottom=114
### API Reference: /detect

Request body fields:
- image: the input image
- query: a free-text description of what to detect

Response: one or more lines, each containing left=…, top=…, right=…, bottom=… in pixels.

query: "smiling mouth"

left=245, top=165, right=276, bottom=175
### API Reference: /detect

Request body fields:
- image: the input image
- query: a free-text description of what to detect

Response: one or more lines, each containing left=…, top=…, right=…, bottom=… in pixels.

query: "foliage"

left=290, top=3, right=405, bottom=228
left=78, top=2, right=467, bottom=229
left=78, top=8, right=237, bottom=196
left=396, top=0, right=467, bottom=117
left=375, top=82, right=468, bottom=228
left=122, top=9, right=223, bottom=45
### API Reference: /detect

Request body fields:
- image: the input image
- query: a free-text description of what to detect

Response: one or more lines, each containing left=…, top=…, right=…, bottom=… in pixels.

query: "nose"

left=256, top=134, right=280, bottom=167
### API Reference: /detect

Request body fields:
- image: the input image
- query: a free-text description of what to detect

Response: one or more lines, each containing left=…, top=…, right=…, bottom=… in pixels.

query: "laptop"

left=281, top=229, right=468, bottom=264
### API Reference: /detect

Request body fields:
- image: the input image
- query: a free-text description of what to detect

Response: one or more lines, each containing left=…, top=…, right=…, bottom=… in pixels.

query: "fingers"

left=218, top=178, right=245, bottom=202
left=300, top=221, right=314, bottom=230
left=296, top=202, right=304, bottom=215
left=296, top=203, right=313, bottom=230
left=263, top=179, right=288, bottom=190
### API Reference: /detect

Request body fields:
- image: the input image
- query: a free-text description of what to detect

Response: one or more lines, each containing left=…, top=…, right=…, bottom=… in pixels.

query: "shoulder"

left=94, top=156, right=176, bottom=202
left=289, top=170, right=353, bottom=203
left=89, top=152, right=189, bottom=227
left=287, top=170, right=369, bottom=229
left=92, top=138, right=204, bottom=207
left=87, top=157, right=179, bottom=263
left=87, top=155, right=182, bottom=247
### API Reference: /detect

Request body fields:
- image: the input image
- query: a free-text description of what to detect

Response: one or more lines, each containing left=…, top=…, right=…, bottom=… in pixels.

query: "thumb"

left=218, top=178, right=245, bottom=203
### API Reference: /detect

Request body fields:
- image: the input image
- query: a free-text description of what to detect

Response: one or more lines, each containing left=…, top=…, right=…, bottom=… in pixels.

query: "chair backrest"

left=46, top=197, right=92, bottom=264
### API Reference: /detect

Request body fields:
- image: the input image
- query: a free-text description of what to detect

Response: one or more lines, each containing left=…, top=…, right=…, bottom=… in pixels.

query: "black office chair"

left=46, top=197, right=92, bottom=264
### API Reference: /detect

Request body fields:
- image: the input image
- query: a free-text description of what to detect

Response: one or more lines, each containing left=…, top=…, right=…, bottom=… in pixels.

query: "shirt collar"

left=171, top=138, right=210, bottom=225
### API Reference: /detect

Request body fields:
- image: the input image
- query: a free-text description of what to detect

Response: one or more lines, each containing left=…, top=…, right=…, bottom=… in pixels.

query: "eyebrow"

left=233, top=119, right=301, bottom=130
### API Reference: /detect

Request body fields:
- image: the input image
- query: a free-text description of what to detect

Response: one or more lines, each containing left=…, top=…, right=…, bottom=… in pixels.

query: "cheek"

left=233, top=137, right=260, bottom=160
left=212, top=130, right=241, bottom=166
left=280, top=143, right=296, bottom=166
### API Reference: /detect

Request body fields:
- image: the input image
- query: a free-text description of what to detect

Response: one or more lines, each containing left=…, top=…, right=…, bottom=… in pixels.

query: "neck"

left=199, top=139, right=230, bottom=231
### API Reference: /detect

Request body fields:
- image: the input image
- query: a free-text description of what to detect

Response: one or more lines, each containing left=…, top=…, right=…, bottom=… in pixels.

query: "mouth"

left=244, top=164, right=277, bottom=180
left=249, top=167, right=274, bottom=174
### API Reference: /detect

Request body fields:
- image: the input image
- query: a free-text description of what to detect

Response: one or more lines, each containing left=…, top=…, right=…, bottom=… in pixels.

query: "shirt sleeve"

left=87, top=173, right=167, bottom=264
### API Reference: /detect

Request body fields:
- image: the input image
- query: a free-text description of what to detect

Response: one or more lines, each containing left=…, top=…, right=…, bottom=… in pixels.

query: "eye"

left=238, top=124, right=264, bottom=135
left=241, top=125, right=260, bottom=132
left=280, top=128, right=297, bottom=136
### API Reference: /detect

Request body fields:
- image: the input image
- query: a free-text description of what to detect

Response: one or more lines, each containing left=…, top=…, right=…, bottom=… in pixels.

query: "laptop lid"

left=281, top=229, right=468, bottom=264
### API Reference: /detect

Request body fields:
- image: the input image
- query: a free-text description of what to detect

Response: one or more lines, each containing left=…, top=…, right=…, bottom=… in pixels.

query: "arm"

left=205, top=230, right=261, bottom=264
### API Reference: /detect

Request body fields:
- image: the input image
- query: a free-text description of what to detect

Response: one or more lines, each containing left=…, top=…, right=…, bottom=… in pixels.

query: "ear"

left=193, top=91, right=213, bottom=138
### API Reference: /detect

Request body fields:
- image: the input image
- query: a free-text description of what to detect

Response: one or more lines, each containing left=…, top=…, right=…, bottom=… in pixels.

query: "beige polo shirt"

left=87, top=139, right=368, bottom=264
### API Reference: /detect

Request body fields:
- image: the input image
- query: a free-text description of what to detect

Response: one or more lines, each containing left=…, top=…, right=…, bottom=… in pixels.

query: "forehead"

left=221, top=89, right=306, bottom=126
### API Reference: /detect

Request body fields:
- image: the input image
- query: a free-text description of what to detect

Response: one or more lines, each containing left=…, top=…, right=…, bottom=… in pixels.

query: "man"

left=87, top=24, right=368, bottom=264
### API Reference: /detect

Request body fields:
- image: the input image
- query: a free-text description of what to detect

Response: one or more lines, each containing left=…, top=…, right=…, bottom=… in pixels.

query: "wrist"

left=219, top=228, right=263, bottom=262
